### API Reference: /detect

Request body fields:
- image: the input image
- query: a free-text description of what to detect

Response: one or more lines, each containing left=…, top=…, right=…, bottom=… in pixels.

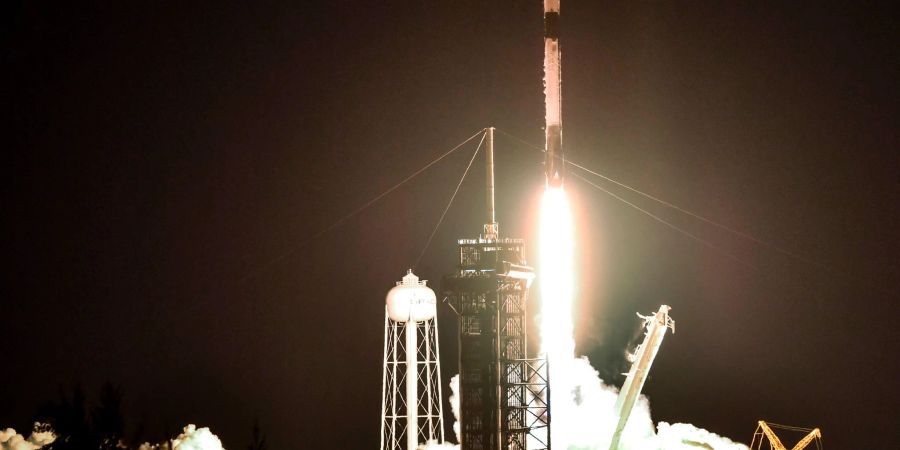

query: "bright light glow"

left=537, top=185, right=749, bottom=450
left=539, top=185, right=577, bottom=447
left=539, top=186, right=575, bottom=361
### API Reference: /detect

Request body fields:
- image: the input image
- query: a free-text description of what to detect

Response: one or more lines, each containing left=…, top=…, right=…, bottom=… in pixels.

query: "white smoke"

left=421, top=376, right=462, bottom=450
left=548, top=356, right=748, bottom=450
left=138, top=442, right=169, bottom=450
left=432, top=357, right=747, bottom=450
left=170, top=425, right=225, bottom=450
left=138, top=424, right=226, bottom=450
left=0, top=424, right=56, bottom=450
left=448, top=375, right=461, bottom=443
left=654, top=422, right=748, bottom=450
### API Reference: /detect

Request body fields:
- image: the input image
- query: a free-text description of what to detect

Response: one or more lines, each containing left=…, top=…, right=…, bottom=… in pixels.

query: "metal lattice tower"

left=442, top=128, right=550, bottom=450
left=381, top=271, right=445, bottom=450
left=750, top=421, right=823, bottom=450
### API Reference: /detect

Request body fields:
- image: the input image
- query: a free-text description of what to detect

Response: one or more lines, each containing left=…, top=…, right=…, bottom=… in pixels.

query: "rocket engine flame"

left=537, top=188, right=750, bottom=450
left=539, top=185, right=576, bottom=446
left=534, top=2, right=750, bottom=448
left=542, top=1, right=571, bottom=442
left=539, top=186, right=575, bottom=362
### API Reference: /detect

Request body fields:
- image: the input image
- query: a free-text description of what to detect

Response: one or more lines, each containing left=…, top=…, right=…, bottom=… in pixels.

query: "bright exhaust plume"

left=539, top=186, right=577, bottom=447
left=539, top=186, right=576, bottom=364
left=537, top=186, right=748, bottom=449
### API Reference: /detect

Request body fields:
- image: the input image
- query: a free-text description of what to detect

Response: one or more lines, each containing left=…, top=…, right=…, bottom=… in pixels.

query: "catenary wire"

left=766, top=422, right=815, bottom=432
left=414, top=130, right=486, bottom=268
left=240, top=129, right=486, bottom=283
left=570, top=171, right=758, bottom=270
left=496, top=128, right=800, bottom=252
left=565, top=159, right=835, bottom=272
left=495, top=128, right=873, bottom=285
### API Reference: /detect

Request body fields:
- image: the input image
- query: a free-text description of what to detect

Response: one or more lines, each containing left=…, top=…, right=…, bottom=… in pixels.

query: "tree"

left=33, top=382, right=126, bottom=450
left=246, top=419, right=267, bottom=450
left=34, top=384, right=92, bottom=450
left=92, top=382, right=124, bottom=449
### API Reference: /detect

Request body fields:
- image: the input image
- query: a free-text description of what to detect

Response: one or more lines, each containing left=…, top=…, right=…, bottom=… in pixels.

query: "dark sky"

left=4, top=1, right=898, bottom=449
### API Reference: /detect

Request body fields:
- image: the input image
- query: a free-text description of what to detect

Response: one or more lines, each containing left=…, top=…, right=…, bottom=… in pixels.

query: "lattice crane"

left=750, top=421, right=823, bottom=450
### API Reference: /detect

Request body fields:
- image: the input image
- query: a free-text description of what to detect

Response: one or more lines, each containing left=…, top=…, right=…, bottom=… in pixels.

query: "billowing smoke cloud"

left=138, top=442, right=169, bottom=450
left=654, top=423, right=748, bottom=450
left=171, top=425, right=225, bottom=450
left=421, top=376, right=461, bottom=450
left=448, top=375, right=461, bottom=443
left=552, top=356, right=748, bottom=450
left=138, top=425, right=225, bottom=450
left=429, top=357, right=747, bottom=450
left=0, top=424, right=56, bottom=450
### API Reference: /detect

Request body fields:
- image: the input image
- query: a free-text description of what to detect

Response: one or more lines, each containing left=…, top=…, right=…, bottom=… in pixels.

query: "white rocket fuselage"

left=544, top=0, right=563, bottom=187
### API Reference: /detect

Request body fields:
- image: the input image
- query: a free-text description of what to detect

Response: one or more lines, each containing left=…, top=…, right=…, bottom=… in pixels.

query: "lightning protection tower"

left=381, top=270, right=445, bottom=450
left=443, top=128, right=550, bottom=450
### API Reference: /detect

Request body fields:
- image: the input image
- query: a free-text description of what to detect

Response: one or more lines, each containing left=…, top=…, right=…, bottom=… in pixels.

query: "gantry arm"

left=756, top=421, right=821, bottom=450
left=790, top=428, right=821, bottom=450
left=757, top=421, right=787, bottom=450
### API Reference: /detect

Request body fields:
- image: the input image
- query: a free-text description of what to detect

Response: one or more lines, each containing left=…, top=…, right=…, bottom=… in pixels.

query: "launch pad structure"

left=443, top=128, right=551, bottom=450
left=440, top=2, right=562, bottom=448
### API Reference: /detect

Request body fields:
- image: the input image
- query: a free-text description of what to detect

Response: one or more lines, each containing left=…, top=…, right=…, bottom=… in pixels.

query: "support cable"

left=495, top=128, right=805, bottom=257
left=566, top=159, right=833, bottom=272
left=241, top=129, right=485, bottom=283
left=414, top=131, right=486, bottom=268
left=495, top=128, right=879, bottom=290
left=766, top=423, right=815, bottom=432
left=570, top=171, right=757, bottom=270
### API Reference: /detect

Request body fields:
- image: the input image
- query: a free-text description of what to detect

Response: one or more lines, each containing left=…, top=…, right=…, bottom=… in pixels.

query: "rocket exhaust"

left=544, top=0, right=563, bottom=187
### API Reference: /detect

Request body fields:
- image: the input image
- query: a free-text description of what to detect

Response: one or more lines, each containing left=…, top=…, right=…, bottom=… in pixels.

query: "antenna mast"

left=484, top=127, right=498, bottom=240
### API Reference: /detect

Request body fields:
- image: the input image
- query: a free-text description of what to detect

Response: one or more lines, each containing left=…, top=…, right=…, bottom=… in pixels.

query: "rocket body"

left=544, top=0, right=563, bottom=187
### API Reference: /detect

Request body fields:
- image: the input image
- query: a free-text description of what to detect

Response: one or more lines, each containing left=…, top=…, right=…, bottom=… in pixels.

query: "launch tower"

left=443, top=129, right=550, bottom=450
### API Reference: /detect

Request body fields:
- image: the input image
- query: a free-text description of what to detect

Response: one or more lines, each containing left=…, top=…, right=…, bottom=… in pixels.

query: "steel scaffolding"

left=444, top=238, right=550, bottom=450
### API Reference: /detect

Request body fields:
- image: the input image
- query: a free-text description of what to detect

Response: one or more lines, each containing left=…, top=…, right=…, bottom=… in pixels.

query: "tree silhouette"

left=92, top=382, right=124, bottom=449
left=33, top=382, right=126, bottom=450
left=246, top=419, right=267, bottom=450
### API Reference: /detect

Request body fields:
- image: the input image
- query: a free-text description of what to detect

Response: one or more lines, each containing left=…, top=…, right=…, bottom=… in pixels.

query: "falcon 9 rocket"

left=544, top=0, right=563, bottom=187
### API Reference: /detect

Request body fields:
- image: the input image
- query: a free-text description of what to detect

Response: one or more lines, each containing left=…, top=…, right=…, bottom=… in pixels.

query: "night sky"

left=4, top=1, right=898, bottom=449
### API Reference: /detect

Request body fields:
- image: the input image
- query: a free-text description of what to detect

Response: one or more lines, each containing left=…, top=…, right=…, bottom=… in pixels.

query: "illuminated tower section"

left=443, top=129, right=550, bottom=450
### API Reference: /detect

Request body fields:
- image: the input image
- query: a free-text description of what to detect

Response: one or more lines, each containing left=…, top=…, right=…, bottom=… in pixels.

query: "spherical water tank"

left=386, top=270, right=436, bottom=322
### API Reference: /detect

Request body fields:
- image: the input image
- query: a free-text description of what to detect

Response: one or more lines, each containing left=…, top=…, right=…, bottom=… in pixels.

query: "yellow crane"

left=750, top=421, right=823, bottom=450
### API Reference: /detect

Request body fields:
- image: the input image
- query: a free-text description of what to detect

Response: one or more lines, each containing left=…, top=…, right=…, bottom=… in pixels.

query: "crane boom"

left=790, top=428, right=821, bottom=450
left=753, top=421, right=822, bottom=450
left=757, top=421, right=787, bottom=450
left=608, top=305, right=675, bottom=450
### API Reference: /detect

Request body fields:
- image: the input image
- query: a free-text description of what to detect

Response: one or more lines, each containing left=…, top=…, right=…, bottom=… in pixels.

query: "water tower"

left=381, top=270, right=445, bottom=450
